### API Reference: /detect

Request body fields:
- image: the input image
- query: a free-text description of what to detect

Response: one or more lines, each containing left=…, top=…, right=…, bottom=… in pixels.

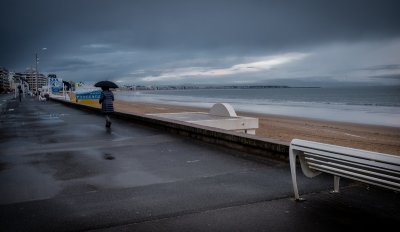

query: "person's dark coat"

left=99, top=90, right=114, bottom=113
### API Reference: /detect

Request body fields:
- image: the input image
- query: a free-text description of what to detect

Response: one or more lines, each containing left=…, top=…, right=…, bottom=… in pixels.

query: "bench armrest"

left=289, top=147, right=321, bottom=200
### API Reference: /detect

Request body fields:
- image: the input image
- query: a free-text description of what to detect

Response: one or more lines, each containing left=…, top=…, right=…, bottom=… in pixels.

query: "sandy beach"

left=112, top=100, right=400, bottom=156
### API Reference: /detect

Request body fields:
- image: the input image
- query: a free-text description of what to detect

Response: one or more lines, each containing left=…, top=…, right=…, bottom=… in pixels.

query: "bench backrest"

left=290, top=139, right=400, bottom=192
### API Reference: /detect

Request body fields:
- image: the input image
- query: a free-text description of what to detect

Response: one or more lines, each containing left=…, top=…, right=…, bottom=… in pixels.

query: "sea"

left=115, top=86, right=400, bottom=128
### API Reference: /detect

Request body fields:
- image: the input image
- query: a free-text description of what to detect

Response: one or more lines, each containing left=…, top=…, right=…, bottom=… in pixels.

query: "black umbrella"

left=94, top=81, right=119, bottom=88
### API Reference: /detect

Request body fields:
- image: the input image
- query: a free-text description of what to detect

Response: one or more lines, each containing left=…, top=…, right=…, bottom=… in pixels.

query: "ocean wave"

left=116, top=91, right=400, bottom=109
left=114, top=90, right=400, bottom=127
left=345, top=102, right=400, bottom=107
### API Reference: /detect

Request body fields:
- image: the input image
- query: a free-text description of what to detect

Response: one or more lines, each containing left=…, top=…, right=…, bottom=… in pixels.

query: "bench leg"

left=332, top=175, right=340, bottom=193
left=289, top=148, right=302, bottom=201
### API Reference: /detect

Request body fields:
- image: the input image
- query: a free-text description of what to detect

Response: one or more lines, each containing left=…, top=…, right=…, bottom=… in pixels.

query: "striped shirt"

left=99, top=90, right=114, bottom=113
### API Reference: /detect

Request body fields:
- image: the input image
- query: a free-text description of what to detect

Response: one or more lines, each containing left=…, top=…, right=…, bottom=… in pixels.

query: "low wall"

left=51, top=98, right=290, bottom=162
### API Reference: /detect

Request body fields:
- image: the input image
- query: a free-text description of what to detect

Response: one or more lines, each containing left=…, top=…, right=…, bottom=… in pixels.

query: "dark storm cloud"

left=48, top=58, right=95, bottom=72
left=3, top=0, right=400, bottom=48
left=370, top=74, right=400, bottom=80
left=1, top=0, right=400, bottom=84
left=360, top=64, right=400, bottom=71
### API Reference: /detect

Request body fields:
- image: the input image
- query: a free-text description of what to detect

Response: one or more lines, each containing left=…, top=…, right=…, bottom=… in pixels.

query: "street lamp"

left=35, top=47, right=47, bottom=93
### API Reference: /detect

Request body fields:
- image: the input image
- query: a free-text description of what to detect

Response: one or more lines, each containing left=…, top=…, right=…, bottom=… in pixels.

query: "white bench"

left=289, top=139, right=400, bottom=201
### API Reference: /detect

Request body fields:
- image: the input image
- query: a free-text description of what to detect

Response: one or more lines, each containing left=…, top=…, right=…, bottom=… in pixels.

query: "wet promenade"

left=0, top=94, right=399, bottom=231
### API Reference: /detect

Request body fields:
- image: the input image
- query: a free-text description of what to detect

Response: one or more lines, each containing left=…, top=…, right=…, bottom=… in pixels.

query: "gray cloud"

left=361, top=64, right=400, bottom=71
left=369, top=74, right=400, bottom=80
left=49, top=58, right=94, bottom=72
left=1, top=0, right=400, bottom=85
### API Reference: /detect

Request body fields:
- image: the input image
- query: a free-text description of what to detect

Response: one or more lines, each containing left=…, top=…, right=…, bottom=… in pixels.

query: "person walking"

left=17, top=85, right=23, bottom=102
left=99, top=86, right=114, bottom=128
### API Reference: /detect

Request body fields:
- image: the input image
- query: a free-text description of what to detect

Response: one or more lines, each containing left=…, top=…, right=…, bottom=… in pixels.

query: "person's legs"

left=105, top=113, right=112, bottom=127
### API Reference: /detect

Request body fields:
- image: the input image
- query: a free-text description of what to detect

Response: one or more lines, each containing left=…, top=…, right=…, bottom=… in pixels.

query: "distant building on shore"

left=12, top=72, right=29, bottom=93
left=0, top=67, right=11, bottom=93
left=14, top=69, right=47, bottom=93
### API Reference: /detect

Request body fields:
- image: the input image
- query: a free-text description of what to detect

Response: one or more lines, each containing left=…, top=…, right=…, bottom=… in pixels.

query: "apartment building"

left=0, top=67, right=11, bottom=92
left=13, top=70, right=47, bottom=93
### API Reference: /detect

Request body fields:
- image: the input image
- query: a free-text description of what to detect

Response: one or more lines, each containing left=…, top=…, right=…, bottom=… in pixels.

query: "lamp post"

left=35, top=47, right=47, bottom=94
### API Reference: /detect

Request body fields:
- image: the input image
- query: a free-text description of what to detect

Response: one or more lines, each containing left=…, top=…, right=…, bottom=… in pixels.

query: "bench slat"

left=291, top=140, right=400, bottom=164
left=306, top=157, right=400, bottom=182
left=295, top=146, right=400, bottom=171
left=315, top=167, right=400, bottom=191
left=304, top=155, right=400, bottom=177
left=310, top=163, right=400, bottom=188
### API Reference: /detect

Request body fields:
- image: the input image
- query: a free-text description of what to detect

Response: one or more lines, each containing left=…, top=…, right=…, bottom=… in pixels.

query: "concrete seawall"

left=51, top=98, right=290, bottom=162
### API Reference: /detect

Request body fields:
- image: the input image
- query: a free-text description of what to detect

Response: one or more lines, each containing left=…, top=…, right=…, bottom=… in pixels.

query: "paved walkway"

left=0, top=95, right=399, bottom=231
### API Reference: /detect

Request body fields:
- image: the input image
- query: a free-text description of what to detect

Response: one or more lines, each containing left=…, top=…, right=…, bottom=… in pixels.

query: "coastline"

left=113, top=100, right=400, bottom=156
left=115, top=87, right=400, bottom=128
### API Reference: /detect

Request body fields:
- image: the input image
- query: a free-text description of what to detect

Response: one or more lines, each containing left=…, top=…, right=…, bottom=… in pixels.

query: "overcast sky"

left=1, top=0, right=400, bottom=86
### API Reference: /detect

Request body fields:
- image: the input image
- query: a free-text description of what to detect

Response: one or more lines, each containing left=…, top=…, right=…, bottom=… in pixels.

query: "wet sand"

left=112, top=100, right=400, bottom=155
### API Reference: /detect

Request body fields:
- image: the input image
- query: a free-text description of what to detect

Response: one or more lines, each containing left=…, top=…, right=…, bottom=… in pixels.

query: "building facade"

left=12, top=72, right=29, bottom=93
left=14, top=70, right=47, bottom=93
left=0, top=67, right=11, bottom=93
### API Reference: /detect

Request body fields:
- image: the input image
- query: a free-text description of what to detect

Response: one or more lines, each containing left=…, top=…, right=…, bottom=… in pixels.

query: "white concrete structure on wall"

left=148, top=103, right=259, bottom=135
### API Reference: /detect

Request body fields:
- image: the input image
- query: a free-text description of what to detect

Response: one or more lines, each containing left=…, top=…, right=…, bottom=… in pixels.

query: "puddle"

left=103, top=153, right=115, bottom=160
left=40, top=113, right=64, bottom=120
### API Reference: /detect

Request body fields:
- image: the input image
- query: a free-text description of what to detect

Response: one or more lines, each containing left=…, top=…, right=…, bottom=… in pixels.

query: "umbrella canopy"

left=94, top=81, right=119, bottom=88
